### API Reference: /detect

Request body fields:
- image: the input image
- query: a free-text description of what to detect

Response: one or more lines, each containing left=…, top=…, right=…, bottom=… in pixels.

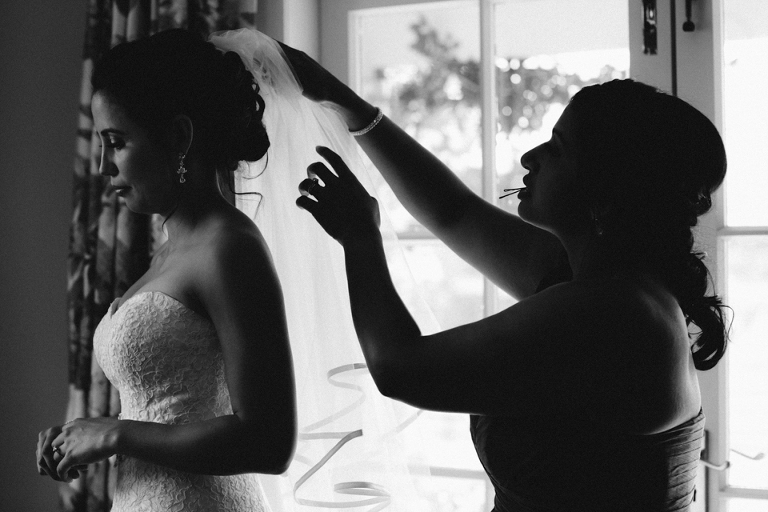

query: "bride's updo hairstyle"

left=569, top=79, right=728, bottom=370
left=91, top=28, right=269, bottom=181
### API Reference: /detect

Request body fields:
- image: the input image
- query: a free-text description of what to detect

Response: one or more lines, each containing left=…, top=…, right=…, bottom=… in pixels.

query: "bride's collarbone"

left=117, top=247, right=206, bottom=316
left=119, top=222, right=246, bottom=315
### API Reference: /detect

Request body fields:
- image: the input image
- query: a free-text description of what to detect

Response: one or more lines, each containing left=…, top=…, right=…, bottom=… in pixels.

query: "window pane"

left=403, top=411, right=484, bottom=471
left=393, top=240, right=485, bottom=330
left=389, top=241, right=485, bottom=483
left=724, top=236, right=768, bottom=489
left=497, top=286, right=517, bottom=312
left=492, top=0, right=629, bottom=216
left=724, top=497, right=768, bottom=512
left=409, top=471, right=488, bottom=512
left=354, top=1, right=481, bottom=236
left=723, top=1, right=768, bottom=226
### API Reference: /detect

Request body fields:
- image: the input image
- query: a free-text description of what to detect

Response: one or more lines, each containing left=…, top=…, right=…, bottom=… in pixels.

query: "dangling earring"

left=590, top=209, right=605, bottom=237
left=177, top=153, right=188, bottom=184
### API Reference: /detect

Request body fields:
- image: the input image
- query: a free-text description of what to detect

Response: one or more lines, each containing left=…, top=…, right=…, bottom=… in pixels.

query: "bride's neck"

left=162, top=175, right=229, bottom=241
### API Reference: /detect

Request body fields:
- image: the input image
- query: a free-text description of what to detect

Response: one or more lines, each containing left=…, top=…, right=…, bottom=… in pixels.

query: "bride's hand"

left=37, top=424, right=78, bottom=481
left=296, top=146, right=381, bottom=245
left=37, top=418, right=120, bottom=482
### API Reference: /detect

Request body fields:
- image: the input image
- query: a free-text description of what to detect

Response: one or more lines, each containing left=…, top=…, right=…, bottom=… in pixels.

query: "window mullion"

left=480, top=0, right=497, bottom=317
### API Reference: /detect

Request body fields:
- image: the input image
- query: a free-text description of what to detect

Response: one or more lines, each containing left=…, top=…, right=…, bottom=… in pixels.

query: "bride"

left=36, top=28, right=424, bottom=512
left=36, top=28, right=294, bottom=511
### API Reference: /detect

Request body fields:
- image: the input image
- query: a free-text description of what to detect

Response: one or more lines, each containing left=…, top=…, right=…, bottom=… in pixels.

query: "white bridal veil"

left=210, top=29, right=438, bottom=512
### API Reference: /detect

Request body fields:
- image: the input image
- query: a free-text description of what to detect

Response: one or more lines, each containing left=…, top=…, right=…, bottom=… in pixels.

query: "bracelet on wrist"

left=349, top=108, right=384, bottom=137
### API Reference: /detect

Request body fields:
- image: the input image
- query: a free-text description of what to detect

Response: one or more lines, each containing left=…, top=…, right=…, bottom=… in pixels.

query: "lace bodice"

left=93, top=291, right=268, bottom=512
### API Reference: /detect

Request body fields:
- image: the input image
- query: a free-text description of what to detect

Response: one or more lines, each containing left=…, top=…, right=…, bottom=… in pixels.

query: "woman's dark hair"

left=91, top=29, right=269, bottom=184
left=570, top=79, right=728, bottom=370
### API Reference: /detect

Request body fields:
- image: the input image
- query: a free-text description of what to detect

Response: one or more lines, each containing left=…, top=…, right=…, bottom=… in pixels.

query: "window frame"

left=675, top=0, right=768, bottom=509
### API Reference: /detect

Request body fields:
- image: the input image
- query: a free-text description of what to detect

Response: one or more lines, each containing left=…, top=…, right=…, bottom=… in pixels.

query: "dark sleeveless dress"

left=470, top=409, right=704, bottom=511
left=469, top=260, right=705, bottom=511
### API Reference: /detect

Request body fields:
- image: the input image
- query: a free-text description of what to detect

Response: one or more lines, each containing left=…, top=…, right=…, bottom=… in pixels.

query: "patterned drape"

left=63, top=1, right=257, bottom=510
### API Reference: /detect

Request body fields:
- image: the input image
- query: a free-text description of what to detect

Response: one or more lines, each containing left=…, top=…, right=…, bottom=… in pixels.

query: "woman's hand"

left=297, top=146, right=381, bottom=245
left=277, top=41, right=342, bottom=105
left=277, top=41, right=379, bottom=131
left=37, top=418, right=121, bottom=482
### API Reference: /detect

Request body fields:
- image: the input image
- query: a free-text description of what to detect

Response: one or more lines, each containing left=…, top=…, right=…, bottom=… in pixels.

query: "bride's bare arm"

left=282, top=43, right=565, bottom=300
left=41, top=230, right=296, bottom=480
left=117, top=231, right=296, bottom=475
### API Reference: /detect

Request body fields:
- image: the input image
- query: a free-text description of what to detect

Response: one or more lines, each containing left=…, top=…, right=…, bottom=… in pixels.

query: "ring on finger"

left=306, top=178, right=319, bottom=196
left=52, top=446, right=61, bottom=456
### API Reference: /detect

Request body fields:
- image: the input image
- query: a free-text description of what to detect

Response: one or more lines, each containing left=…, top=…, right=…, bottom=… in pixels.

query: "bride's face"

left=91, top=91, right=178, bottom=215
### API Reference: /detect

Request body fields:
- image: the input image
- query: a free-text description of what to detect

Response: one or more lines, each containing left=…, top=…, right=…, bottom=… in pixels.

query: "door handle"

left=700, top=449, right=765, bottom=471
left=683, top=0, right=696, bottom=32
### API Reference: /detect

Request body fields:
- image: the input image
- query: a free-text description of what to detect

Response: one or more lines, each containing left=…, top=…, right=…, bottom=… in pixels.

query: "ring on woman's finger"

left=52, top=446, right=61, bottom=456
left=306, top=178, right=319, bottom=196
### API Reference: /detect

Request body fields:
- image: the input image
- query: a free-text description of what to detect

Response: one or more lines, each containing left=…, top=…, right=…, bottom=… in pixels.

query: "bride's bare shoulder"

left=194, top=204, right=268, bottom=250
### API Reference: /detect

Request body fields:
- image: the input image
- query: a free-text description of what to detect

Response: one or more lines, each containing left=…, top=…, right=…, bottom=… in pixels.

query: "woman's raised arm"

left=281, top=43, right=566, bottom=299
left=297, top=147, right=631, bottom=418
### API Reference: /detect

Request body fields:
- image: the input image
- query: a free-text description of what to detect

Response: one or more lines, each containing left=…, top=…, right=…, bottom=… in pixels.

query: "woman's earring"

left=590, top=209, right=605, bottom=237
left=177, top=153, right=188, bottom=184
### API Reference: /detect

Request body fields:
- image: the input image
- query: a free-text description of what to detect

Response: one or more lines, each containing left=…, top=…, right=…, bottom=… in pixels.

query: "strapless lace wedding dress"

left=93, top=290, right=268, bottom=512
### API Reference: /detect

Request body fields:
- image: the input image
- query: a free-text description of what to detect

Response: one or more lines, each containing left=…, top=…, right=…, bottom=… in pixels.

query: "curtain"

left=63, top=1, right=257, bottom=510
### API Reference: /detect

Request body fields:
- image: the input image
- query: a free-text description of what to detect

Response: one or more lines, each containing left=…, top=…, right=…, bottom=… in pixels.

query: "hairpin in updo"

left=499, top=187, right=525, bottom=199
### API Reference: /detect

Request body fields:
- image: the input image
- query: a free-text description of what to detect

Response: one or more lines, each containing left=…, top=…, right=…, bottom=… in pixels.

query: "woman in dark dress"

left=285, top=43, right=728, bottom=511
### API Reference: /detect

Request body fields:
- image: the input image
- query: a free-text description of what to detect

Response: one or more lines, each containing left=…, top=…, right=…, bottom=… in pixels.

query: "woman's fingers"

left=298, top=178, right=315, bottom=197
left=276, top=41, right=332, bottom=103
left=276, top=41, right=308, bottom=70
left=316, top=146, right=353, bottom=180
left=307, top=159, right=338, bottom=184
left=307, top=147, right=366, bottom=200
left=36, top=432, right=46, bottom=475
left=297, top=145, right=381, bottom=243
left=314, top=147, right=374, bottom=208
left=38, top=430, right=55, bottom=478
left=57, top=452, right=78, bottom=482
left=300, top=154, right=345, bottom=201
left=51, top=431, right=84, bottom=482
left=296, top=195, right=339, bottom=241
left=295, top=195, right=317, bottom=213
left=37, top=428, right=63, bottom=481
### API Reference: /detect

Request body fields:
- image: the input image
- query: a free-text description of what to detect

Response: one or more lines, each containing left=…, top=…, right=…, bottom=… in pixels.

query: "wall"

left=256, top=0, right=319, bottom=57
left=0, top=1, right=86, bottom=510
